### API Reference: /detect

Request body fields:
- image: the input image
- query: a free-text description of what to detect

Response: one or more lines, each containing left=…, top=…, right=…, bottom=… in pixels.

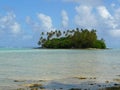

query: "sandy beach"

left=3, top=75, right=119, bottom=90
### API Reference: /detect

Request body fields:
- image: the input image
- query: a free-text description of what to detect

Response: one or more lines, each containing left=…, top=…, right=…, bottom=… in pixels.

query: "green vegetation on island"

left=38, top=28, right=106, bottom=49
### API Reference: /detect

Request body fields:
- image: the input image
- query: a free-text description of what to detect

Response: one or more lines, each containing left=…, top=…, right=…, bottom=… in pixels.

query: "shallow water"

left=0, top=48, right=120, bottom=88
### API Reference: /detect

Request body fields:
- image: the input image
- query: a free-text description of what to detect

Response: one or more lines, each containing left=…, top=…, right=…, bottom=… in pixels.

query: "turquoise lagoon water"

left=0, top=48, right=120, bottom=88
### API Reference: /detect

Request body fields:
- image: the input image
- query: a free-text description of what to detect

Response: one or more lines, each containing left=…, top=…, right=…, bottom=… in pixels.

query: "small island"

left=38, top=28, right=106, bottom=49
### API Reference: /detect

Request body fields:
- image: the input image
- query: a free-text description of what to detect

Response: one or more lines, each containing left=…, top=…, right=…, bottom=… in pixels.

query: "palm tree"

left=63, top=31, right=65, bottom=34
left=76, top=28, right=79, bottom=32
left=38, top=36, right=43, bottom=45
left=56, top=30, right=61, bottom=38
left=63, top=31, right=66, bottom=37
left=67, top=30, right=70, bottom=33
left=41, top=32, right=44, bottom=35
left=58, top=30, right=62, bottom=37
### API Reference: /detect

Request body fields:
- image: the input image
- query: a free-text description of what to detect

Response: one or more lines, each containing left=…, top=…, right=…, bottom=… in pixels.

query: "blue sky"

left=0, top=0, right=120, bottom=48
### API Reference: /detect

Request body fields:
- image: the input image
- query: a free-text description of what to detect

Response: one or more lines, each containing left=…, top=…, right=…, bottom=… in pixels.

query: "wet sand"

left=3, top=76, right=120, bottom=90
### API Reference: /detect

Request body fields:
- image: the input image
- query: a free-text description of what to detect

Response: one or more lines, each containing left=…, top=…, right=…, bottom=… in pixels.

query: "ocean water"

left=0, top=48, right=120, bottom=88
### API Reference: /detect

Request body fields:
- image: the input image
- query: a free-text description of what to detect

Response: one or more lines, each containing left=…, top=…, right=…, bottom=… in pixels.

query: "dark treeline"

left=38, top=28, right=106, bottom=49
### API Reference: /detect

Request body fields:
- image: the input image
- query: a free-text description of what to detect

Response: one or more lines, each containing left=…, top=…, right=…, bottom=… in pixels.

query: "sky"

left=0, top=0, right=120, bottom=48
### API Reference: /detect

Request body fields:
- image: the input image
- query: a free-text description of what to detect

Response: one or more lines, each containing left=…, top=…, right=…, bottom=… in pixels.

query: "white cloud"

left=10, top=22, right=21, bottom=34
left=114, top=8, right=120, bottom=21
left=73, top=4, right=120, bottom=38
left=74, top=5, right=97, bottom=28
left=26, top=13, right=54, bottom=32
left=63, top=0, right=120, bottom=39
left=0, top=12, right=21, bottom=34
left=107, top=7, right=120, bottom=37
left=97, top=6, right=113, bottom=19
left=61, top=10, right=69, bottom=28
left=109, top=29, right=120, bottom=37
left=63, top=0, right=103, bottom=6
left=26, top=16, right=33, bottom=25
left=37, top=13, right=54, bottom=31
left=96, top=6, right=120, bottom=37
left=111, top=3, right=115, bottom=7
left=97, top=6, right=118, bottom=29
left=26, top=16, right=41, bottom=31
